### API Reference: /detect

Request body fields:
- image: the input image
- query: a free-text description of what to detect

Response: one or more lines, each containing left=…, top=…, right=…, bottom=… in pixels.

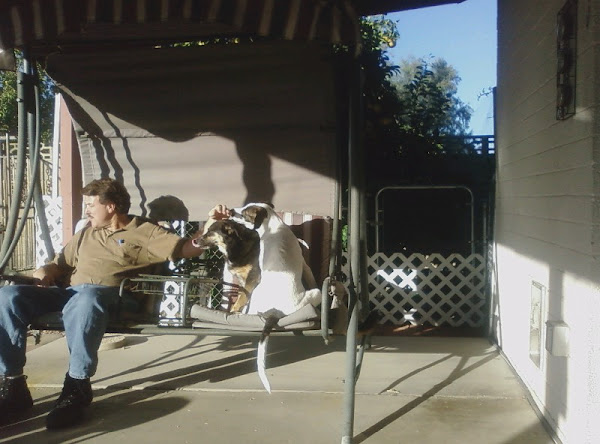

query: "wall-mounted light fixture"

left=556, top=0, right=577, bottom=120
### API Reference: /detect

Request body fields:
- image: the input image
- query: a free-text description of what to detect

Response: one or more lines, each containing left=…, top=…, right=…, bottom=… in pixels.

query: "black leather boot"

left=0, top=375, right=34, bottom=425
left=46, top=373, right=93, bottom=430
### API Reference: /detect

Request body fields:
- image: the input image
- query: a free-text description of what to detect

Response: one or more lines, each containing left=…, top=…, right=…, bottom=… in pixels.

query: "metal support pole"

left=483, top=201, right=494, bottom=338
left=29, top=61, right=54, bottom=262
left=342, top=58, right=361, bottom=444
left=51, top=94, right=61, bottom=199
left=322, top=156, right=342, bottom=342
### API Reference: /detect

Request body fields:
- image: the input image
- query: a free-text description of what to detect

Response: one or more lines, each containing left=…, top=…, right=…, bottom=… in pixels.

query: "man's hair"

left=82, top=178, right=131, bottom=214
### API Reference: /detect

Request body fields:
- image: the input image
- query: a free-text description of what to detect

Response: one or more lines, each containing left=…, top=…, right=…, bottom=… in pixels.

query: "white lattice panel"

left=35, top=196, right=63, bottom=267
left=159, top=280, right=187, bottom=326
left=342, top=253, right=487, bottom=327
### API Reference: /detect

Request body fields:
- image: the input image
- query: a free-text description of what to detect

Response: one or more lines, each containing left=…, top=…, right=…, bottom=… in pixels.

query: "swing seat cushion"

left=190, top=303, right=321, bottom=331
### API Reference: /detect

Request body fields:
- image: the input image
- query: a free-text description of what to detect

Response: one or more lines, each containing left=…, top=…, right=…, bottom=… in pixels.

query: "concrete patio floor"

left=0, top=333, right=555, bottom=443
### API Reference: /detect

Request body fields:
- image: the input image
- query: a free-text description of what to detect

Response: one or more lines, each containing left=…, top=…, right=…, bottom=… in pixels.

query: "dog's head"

left=229, top=202, right=275, bottom=231
left=195, top=219, right=259, bottom=258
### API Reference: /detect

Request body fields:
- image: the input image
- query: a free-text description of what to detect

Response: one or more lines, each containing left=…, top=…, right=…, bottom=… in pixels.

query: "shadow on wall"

left=147, top=195, right=189, bottom=222
left=46, top=42, right=344, bottom=217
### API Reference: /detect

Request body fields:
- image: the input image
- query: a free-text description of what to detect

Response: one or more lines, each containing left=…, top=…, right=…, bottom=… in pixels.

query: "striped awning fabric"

left=0, top=0, right=361, bottom=54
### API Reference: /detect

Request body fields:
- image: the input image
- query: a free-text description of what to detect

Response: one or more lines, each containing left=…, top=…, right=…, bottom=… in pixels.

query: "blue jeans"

left=0, top=284, right=121, bottom=379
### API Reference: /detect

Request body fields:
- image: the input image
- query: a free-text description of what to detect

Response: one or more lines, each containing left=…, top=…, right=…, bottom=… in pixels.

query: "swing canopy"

left=0, top=0, right=464, bottom=68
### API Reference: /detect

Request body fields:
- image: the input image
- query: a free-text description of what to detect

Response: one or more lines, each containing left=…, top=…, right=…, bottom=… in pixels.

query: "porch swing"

left=0, top=2, right=371, bottom=442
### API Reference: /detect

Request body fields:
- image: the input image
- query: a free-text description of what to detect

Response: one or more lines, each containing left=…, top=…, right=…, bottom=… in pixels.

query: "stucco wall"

left=494, top=0, right=600, bottom=442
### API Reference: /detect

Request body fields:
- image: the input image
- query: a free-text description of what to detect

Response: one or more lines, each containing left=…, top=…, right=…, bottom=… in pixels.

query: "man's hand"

left=204, top=204, right=231, bottom=234
left=36, top=275, right=56, bottom=287
left=32, top=264, right=63, bottom=287
left=180, top=204, right=233, bottom=258
left=208, top=204, right=231, bottom=220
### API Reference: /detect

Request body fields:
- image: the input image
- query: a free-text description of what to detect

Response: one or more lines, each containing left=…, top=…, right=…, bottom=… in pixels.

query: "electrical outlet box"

left=546, top=321, right=570, bottom=357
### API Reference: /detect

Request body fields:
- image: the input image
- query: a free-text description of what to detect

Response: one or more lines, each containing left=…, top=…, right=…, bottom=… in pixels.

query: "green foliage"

left=357, top=15, right=496, bottom=201
left=0, top=61, right=56, bottom=145
left=360, top=15, right=400, bottom=54
left=392, top=56, right=472, bottom=137
left=359, top=16, right=477, bottom=170
left=37, top=71, right=56, bottom=145
left=167, top=35, right=257, bottom=48
left=397, top=61, right=452, bottom=138
left=341, top=224, right=348, bottom=252
left=359, top=16, right=404, bottom=158
left=0, top=70, right=17, bottom=134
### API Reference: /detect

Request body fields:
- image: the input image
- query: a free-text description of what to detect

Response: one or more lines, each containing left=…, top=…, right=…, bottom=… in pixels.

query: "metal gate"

left=340, top=183, right=490, bottom=329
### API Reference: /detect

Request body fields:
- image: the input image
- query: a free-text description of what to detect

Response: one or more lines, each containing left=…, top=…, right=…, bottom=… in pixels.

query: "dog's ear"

left=222, top=222, right=233, bottom=235
left=223, top=221, right=241, bottom=238
left=243, top=206, right=268, bottom=229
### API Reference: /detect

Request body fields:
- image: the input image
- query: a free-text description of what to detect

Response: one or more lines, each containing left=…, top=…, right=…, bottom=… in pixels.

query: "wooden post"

left=59, top=96, right=82, bottom=245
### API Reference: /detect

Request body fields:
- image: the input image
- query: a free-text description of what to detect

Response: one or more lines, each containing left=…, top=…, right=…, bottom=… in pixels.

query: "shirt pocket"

left=116, top=242, right=142, bottom=265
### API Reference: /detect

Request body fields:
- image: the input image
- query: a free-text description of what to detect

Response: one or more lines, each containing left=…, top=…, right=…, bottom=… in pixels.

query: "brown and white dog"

left=229, top=203, right=322, bottom=393
left=194, top=219, right=261, bottom=312
left=229, top=202, right=321, bottom=315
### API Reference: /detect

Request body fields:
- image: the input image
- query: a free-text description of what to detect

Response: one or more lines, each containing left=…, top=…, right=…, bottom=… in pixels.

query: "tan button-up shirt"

left=53, top=216, right=186, bottom=287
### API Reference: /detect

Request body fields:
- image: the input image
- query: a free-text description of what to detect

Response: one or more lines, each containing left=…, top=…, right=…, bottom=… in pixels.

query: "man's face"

left=83, top=195, right=114, bottom=228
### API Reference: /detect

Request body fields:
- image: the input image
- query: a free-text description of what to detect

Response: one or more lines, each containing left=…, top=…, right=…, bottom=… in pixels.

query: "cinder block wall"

left=494, top=1, right=600, bottom=442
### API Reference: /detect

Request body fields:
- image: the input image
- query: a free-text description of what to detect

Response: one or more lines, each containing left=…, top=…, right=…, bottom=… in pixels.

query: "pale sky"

left=386, top=0, right=497, bottom=134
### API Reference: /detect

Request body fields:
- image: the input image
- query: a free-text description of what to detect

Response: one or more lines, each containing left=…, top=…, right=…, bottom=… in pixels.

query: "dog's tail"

left=257, top=310, right=285, bottom=394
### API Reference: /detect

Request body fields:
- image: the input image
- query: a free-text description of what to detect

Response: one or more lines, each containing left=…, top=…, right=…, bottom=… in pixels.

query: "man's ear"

left=106, top=202, right=117, bottom=214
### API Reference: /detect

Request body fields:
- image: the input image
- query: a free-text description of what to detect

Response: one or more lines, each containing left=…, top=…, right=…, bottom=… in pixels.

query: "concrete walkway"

left=0, top=333, right=554, bottom=443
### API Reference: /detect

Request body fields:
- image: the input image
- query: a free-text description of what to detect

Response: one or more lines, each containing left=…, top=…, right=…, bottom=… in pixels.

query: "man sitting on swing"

left=0, top=178, right=229, bottom=429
